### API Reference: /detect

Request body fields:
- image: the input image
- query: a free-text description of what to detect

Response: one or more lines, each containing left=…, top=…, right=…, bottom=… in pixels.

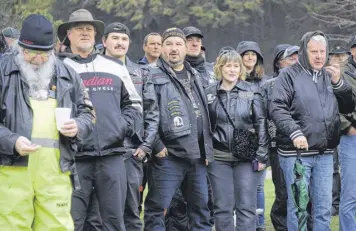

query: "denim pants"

left=339, top=135, right=356, bottom=231
left=257, top=169, right=267, bottom=228
left=144, top=155, right=210, bottom=231
left=279, top=154, right=333, bottom=231
left=208, top=160, right=262, bottom=231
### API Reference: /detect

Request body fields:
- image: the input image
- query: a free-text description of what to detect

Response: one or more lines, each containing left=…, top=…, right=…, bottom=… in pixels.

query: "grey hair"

left=310, top=35, right=327, bottom=44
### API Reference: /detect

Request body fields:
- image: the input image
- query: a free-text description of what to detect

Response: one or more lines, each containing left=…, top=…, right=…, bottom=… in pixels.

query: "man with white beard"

left=57, top=9, right=142, bottom=231
left=0, top=14, right=95, bottom=231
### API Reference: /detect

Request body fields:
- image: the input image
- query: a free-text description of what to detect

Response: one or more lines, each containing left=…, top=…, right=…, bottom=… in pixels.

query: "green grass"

left=141, top=177, right=340, bottom=230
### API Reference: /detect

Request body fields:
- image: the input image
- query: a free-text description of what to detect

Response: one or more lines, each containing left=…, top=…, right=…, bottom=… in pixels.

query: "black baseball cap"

left=183, top=26, right=203, bottom=38
left=330, top=46, right=349, bottom=55
left=104, top=22, right=130, bottom=37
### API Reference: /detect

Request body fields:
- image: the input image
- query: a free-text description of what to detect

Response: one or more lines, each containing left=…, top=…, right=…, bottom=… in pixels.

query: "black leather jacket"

left=124, top=57, right=159, bottom=155
left=206, top=81, right=269, bottom=163
left=0, top=54, right=95, bottom=175
left=150, top=58, right=214, bottom=161
left=261, top=78, right=278, bottom=147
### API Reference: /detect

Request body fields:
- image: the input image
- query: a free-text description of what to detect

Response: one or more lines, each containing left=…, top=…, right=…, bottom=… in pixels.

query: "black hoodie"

left=272, top=44, right=291, bottom=76
left=270, top=31, right=355, bottom=156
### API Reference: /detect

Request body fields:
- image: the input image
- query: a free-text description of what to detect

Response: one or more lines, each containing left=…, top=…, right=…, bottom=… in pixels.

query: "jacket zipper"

left=314, top=80, right=329, bottom=146
left=226, top=91, right=232, bottom=152
left=85, top=61, right=101, bottom=155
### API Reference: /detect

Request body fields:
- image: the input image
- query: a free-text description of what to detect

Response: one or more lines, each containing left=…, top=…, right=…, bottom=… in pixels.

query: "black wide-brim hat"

left=57, top=9, right=105, bottom=46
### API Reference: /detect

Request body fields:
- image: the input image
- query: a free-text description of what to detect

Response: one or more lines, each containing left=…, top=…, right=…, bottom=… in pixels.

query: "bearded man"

left=0, top=14, right=95, bottom=231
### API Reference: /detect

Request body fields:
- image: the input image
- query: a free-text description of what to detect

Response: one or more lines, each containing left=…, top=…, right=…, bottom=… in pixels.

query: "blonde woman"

left=206, top=50, right=269, bottom=231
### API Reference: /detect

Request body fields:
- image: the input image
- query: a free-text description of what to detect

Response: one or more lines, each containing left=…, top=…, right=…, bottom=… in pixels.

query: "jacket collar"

left=217, top=80, right=251, bottom=92
left=3, top=53, right=20, bottom=76
left=138, top=56, right=149, bottom=65
left=156, top=57, right=196, bottom=77
left=125, top=56, right=135, bottom=69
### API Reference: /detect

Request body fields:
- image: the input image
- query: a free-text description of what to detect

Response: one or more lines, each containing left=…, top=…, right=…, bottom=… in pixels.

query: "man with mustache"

left=0, top=14, right=95, bottom=231
left=102, top=22, right=159, bottom=231
left=144, top=27, right=213, bottom=231
left=57, top=9, right=142, bottom=231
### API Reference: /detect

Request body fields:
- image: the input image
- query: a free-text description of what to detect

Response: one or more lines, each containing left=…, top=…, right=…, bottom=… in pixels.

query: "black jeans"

left=332, top=148, right=341, bottom=213
left=269, top=148, right=288, bottom=231
left=124, top=154, right=144, bottom=231
left=83, top=190, right=102, bottom=231
left=71, top=155, right=127, bottom=231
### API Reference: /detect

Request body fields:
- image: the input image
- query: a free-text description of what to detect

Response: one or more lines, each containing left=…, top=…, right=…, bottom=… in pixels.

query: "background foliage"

left=3, top=0, right=354, bottom=72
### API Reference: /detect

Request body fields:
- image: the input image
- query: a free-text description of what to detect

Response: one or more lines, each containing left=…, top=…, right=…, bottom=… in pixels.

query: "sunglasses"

left=23, top=49, right=50, bottom=59
left=219, top=49, right=236, bottom=56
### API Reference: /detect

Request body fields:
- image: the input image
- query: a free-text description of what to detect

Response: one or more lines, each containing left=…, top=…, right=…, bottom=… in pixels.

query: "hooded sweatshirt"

left=272, top=44, right=291, bottom=76
left=270, top=31, right=355, bottom=156
left=298, top=31, right=330, bottom=83
left=236, top=41, right=269, bottom=89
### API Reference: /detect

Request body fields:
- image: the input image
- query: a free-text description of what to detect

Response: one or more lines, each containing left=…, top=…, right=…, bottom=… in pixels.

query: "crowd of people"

left=0, top=8, right=355, bottom=231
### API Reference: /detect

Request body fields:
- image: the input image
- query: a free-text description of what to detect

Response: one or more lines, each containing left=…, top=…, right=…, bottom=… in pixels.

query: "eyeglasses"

left=23, top=49, right=50, bottom=59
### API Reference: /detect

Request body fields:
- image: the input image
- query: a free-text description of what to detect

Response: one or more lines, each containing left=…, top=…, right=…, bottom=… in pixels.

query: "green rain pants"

left=0, top=98, right=74, bottom=231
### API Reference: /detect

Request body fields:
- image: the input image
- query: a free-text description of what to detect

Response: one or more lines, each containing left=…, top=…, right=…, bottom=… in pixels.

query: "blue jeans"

left=257, top=169, right=266, bottom=228
left=208, top=160, right=262, bottom=231
left=279, top=154, right=333, bottom=231
left=144, top=155, right=211, bottom=231
left=339, top=135, right=356, bottom=231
